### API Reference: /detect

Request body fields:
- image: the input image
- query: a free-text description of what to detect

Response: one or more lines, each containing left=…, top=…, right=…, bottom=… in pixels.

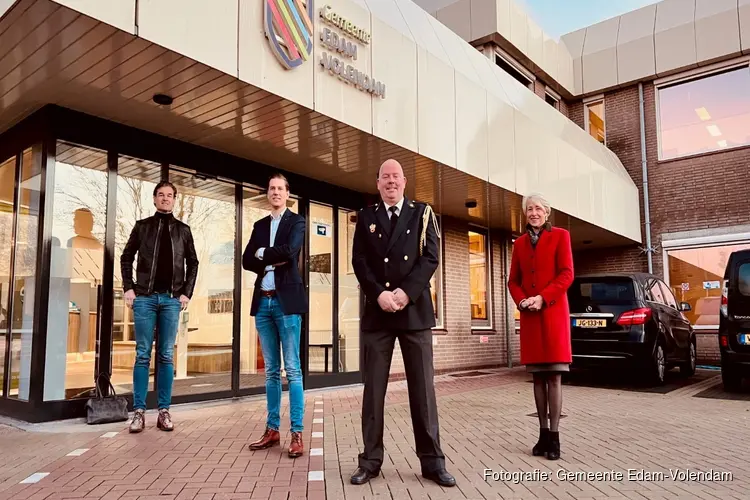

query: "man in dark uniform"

left=349, top=159, right=456, bottom=487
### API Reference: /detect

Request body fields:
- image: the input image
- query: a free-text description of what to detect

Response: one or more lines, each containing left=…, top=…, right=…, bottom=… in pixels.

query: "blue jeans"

left=132, top=293, right=181, bottom=410
left=256, top=295, right=304, bottom=433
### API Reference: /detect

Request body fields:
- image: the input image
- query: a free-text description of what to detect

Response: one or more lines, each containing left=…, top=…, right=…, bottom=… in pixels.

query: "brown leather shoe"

left=157, top=409, right=174, bottom=431
left=288, top=432, right=303, bottom=458
left=129, top=409, right=145, bottom=433
left=248, top=427, right=280, bottom=450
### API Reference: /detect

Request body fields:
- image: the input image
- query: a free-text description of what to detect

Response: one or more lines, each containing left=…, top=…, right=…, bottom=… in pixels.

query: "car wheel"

left=722, top=363, right=743, bottom=392
left=645, top=342, right=666, bottom=385
left=680, top=338, right=697, bottom=377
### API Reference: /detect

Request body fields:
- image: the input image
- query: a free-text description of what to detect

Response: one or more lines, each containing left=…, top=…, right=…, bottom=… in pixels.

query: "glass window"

left=658, top=66, right=750, bottom=160
left=430, top=215, right=443, bottom=329
left=9, top=148, right=42, bottom=401
left=545, top=92, right=558, bottom=108
left=169, top=169, right=236, bottom=396
left=645, top=278, right=665, bottom=304
left=569, top=278, right=636, bottom=305
left=338, top=208, right=359, bottom=373
left=667, top=242, right=750, bottom=327
left=659, top=281, right=677, bottom=309
left=469, top=229, right=490, bottom=327
left=113, top=155, right=163, bottom=395
left=585, top=100, right=605, bottom=144
left=0, top=155, right=16, bottom=397
left=495, top=54, right=532, bottom=88
left=240, top=189, right=299, bottom=389
left=738, top=263, right=750, bottom=296
left=44, top=142, right=108, bottom=401
left=309, top=203, right=333, bottom=374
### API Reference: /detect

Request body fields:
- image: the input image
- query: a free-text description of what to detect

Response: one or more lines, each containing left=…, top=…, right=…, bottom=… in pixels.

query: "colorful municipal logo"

left=264, top=0, right=314, bottom=70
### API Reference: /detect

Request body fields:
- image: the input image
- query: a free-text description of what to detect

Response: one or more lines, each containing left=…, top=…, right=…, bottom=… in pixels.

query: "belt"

left=261, top=290, right=276, bottom=297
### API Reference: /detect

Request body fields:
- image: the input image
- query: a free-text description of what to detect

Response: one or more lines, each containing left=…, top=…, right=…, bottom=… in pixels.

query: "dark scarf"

left=526, top=222, right=552, bottom=248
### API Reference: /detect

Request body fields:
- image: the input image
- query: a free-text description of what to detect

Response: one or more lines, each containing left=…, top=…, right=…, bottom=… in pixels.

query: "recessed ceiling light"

left=695, top=107, right=711, bottom=121
left=718, top=140, right=728, bottom=148
left=706, top=124, right=722, bottom=137
left=153, top=93, right=174, bottom=106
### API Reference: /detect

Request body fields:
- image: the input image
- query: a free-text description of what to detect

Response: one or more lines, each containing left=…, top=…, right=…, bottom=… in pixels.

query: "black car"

left=719, top=249, right=750, bottom=391
left=567, top=273, right=696, bottom=384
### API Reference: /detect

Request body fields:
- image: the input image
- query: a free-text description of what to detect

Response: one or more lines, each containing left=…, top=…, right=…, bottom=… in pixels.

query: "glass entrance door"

left=306, top=203, right=360, bottom=387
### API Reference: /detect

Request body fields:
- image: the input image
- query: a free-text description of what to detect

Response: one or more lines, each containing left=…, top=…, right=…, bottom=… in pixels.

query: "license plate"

left=739, top=334, right=750, bottom=346
left=573, top=319, right=607, bottom=328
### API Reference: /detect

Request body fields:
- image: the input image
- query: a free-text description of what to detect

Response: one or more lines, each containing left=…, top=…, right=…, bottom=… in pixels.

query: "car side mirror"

left=679, top=302, right=692, bottom=312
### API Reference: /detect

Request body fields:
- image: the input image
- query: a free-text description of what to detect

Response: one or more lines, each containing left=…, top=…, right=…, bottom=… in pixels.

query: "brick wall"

left=573, top=245, right=646, bottom=275
left=388, top=217, right=511, bottom=378
left=568, top=100, right=583, bottom=130
left=558, top=99, right=569, bottom=119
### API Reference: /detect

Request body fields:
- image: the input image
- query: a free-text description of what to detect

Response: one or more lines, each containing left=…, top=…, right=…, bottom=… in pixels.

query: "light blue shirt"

left=256, top=209, right=286, bottom=291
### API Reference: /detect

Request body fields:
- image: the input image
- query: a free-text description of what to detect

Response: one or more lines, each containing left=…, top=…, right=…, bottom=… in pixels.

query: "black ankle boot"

left=546, top=431, right=560, bottom=460
left=532, top=428, right=550, bottom=456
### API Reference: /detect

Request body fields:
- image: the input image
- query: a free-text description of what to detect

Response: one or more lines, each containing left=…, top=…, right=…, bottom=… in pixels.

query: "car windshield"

left=569, top=278, right=636, bottom=305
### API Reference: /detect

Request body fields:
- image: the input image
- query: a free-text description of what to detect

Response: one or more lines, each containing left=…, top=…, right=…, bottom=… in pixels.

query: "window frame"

left=545, top=87, right=560, bottom=109
left=662, top=232, right=750, bottom=329
left=493, top=48, right=535, bottom=90
left=655, top=61, right=750, bottom=162
left=468, top=226, right=493, bottom=330
left=583, top=95, right=606, bottom=145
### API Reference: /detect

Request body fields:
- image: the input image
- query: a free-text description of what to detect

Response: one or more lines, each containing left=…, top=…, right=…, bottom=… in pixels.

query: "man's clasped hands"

left=377, top=288, right=409, bottom=313
left=519, top=295, right=544, bottom=312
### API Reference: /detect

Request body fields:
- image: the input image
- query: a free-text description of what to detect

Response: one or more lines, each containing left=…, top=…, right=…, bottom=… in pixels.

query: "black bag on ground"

left=85, top=373, right=129, bottom=425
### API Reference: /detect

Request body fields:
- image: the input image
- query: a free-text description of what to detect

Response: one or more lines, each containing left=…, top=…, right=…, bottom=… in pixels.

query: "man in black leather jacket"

left=120, top=180, right=199, bottom=433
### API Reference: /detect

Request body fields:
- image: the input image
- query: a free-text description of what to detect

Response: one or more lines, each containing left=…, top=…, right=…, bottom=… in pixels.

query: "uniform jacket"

left=242, top=209, right=308, bottom=316
left=120, top=214, right=199, bottom=299
left=352, top=197, right=439, bottom=332
left=508, top=226, right=574, bottom=365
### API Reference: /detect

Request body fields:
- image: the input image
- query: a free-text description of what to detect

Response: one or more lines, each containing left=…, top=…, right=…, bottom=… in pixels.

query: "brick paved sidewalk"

left=1, top=367, right=749, bottom=499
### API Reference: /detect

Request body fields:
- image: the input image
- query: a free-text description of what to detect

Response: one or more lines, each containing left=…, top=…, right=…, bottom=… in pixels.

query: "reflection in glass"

left=338, top=208, right=359, bottom=373
left=112, top=156, right=163, bottom=395
left=667, top=242, right=750, bottom=327
left=469, top=230, right=488, bottom=325
left=309, top=203, right=333, bottom=374
left=10, top=148, right=42, bottom=400
left=0, top=155, right=16, bottom=396
left=586, top=101, right=605, bottom=144
left=169, top=169, right=235, bottom=396
left=44, top=143, right=108, bottom=400
left=659, top=68, right=750, bottom=160
left=240, top=190, right=300, bottom=388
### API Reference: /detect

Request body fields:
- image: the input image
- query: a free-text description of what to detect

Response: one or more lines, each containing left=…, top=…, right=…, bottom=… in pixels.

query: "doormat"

left=527, top=413, right=567, bottom=419
left=450, top=370, right=494, bottom=378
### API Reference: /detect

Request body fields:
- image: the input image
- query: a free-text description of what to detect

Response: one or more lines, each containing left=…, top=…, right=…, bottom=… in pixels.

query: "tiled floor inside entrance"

left=1, top=366, right=749, bottom=499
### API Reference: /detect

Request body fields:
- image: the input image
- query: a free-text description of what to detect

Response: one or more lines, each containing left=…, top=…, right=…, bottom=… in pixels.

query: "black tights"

left=533, top=373, right=562, bottom=432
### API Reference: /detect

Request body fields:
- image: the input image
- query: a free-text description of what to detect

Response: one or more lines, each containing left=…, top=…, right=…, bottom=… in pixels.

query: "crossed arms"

left=242, top=218, right=305, bottom=273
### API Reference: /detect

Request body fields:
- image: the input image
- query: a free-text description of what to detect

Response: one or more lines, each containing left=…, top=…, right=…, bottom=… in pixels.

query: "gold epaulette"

left=419, top=203, right=441, bottom=256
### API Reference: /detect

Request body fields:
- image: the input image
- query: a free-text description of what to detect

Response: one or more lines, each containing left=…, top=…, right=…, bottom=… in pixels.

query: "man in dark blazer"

left=349, top=159, right=456, bottom=487
left=242, top=173, right=307, bottom=458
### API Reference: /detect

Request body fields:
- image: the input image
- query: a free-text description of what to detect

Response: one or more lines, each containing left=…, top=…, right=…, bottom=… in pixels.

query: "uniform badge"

left=369, top=224, right=376, bottom=233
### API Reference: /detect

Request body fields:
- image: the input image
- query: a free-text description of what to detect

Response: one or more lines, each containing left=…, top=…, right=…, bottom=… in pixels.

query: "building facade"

left=427, top=0, right=750, bottom=364
left=0, top=0, right=645, bottom=421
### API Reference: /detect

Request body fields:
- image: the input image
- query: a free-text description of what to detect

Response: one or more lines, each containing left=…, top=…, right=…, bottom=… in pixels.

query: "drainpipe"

left=638, top=82, right=654, bottom=274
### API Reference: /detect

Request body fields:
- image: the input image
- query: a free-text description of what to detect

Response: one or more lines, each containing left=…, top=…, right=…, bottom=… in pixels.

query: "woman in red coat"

left=508, top=193, right=574, bottom=461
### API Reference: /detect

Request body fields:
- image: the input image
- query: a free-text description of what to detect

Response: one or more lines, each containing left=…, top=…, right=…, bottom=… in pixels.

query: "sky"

left=518, top=0, right=660, bottom=39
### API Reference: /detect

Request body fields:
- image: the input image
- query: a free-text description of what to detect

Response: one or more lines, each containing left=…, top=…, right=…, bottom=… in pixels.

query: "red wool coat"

left=508, top=227, right=575, bottom=365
